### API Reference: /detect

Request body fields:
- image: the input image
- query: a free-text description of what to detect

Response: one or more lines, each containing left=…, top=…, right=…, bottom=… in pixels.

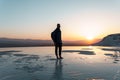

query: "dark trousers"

left=55, top=44, right=62, bottom=58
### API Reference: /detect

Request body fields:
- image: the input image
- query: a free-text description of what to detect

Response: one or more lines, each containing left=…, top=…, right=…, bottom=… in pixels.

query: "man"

left=51, top=24, right=63, bottom=59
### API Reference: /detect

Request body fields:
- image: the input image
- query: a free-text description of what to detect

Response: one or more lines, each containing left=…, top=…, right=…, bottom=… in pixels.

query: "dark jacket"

left=51, top=28, right=62, bottom=44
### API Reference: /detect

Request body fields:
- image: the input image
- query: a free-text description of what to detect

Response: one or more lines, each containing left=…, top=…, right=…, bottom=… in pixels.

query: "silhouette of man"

left=51, top=24, right=63, bottom=59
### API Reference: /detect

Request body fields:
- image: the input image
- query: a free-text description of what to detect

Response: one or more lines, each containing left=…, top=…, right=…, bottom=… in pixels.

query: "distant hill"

left=0, top=38, right=89, bottom=47
left=0, top=38, right=52, bottom=47
left=93, top=33, right=120, bottom=46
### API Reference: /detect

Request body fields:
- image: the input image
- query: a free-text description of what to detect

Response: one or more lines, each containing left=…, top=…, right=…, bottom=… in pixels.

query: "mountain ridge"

left=0, top=38, right=90, bottom=47
left=93, top=33, right=120, bottom=46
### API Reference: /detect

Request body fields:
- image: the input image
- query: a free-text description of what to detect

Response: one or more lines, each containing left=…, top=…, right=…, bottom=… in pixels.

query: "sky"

left=0, top=0, right=120, bottom=41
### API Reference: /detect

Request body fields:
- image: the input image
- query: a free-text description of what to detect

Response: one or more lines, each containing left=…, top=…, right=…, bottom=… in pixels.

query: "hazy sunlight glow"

left=78, top=16, right=105, bottom=40
left=0, top=0, right=120, bottom=41
left=86, top=36, right=94, bottom=40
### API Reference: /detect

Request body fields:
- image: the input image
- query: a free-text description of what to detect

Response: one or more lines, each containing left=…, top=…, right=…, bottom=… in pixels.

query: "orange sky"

left=0, top=0, right=120, bottom=43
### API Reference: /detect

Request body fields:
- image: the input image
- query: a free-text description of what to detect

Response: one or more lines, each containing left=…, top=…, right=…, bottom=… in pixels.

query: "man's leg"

left=55, top=45, right=59, bottom=59
left=59, top=45, right=63, bottom=59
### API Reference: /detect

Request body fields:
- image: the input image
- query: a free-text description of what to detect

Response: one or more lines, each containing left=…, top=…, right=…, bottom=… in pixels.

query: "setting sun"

left=86, top=36, right=94, bottom=40
left=77, top=17, right=105, bottom=41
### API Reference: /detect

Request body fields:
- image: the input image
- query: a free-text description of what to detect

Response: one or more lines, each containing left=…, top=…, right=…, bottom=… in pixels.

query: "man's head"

left=57, top=24, right=60, bottom=28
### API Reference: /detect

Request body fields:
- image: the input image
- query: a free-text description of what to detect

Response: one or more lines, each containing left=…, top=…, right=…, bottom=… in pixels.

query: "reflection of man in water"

left=51, top=24, right=63, bottom=59
left=51, top=59, right=63, bottom=80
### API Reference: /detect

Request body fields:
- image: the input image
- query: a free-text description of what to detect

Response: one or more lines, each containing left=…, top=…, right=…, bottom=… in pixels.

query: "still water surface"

left=0, top=46, right=120, bottom=80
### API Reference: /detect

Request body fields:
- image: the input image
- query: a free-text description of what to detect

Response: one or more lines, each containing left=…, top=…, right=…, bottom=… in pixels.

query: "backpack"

left=51, top=31, right=56, bottom=42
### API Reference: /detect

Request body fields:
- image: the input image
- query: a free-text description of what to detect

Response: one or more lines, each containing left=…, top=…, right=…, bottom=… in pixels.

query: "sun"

left=86, top=36, right=94, bottom=40
left=78, top=24, right=102, bottom=41
left=85, top=35, right=95, bottom=44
